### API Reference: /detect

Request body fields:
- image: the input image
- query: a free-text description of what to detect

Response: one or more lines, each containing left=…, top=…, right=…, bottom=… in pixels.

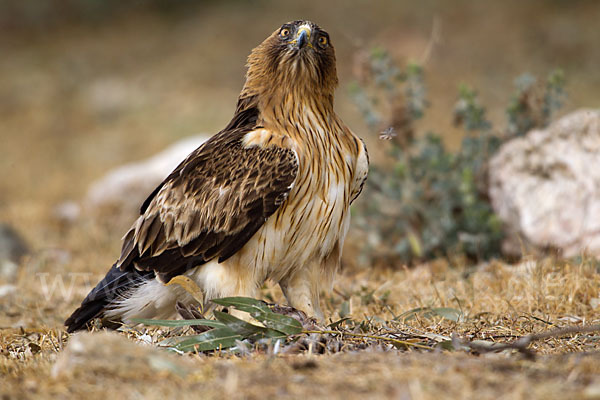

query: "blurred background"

left=3, top=3, right=600, bottom=394
left=1, top=0, right=599, bottom=290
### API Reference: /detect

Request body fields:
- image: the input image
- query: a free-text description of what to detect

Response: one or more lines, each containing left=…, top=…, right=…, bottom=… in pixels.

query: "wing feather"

left=116, top=127, right=298, bottom=282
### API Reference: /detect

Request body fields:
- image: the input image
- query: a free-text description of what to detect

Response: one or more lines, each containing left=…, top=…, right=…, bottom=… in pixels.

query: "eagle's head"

left=243, top=20, right=338, bottom=100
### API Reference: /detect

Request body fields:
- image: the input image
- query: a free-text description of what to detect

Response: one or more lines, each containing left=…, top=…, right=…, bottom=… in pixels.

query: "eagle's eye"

left=317, top=35, right=328, bottom=48
left=280, top=28, right=291, bottom=38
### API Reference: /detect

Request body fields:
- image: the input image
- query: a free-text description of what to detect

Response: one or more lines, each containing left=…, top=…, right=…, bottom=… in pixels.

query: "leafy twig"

left=302, top=329, right=433, bottom=350
left=452, top=324, right=600, bottom=359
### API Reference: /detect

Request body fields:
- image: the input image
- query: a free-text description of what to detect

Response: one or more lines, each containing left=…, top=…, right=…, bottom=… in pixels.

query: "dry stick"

left=46, top=331, right=60, bottom=352
left=454, top=324, right=600, bottom=357
left=420, top=16, right=442, bottom=65
left=302, top=329, right=433, bottom=350
left=304, top=324, right=600, bottom=354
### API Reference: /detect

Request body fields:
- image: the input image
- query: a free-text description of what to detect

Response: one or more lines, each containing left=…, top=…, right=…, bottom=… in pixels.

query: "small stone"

left=54, top=201, right=81, bottom=224
left=0, top=224, right=29, bottom=281
left=0, top=284, right=17, bottom=299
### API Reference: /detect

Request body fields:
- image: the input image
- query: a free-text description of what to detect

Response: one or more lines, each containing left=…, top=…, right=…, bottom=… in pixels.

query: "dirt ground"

left=2, top=261, right=600, bottom=399
left=1, top=1, right=600, bottom=399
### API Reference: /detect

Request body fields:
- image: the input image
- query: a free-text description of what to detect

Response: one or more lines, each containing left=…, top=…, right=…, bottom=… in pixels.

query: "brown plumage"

left=65, top=20, right=368, bottom=332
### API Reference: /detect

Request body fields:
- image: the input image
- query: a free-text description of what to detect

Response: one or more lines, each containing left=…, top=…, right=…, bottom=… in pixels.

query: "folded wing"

left=116, top=128, right=298, bottom=283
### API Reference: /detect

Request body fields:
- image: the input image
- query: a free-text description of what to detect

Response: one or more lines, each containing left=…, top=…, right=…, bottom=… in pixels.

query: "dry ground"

left=2, top=259, right=600, bottom=399
left=2, top=1, right=600, bottom=399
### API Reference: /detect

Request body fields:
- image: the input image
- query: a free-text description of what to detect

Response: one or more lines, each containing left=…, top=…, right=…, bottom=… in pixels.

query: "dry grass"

left=2, top=255, right=600, bottom=399
left=2, top=1, right=600, bottom=399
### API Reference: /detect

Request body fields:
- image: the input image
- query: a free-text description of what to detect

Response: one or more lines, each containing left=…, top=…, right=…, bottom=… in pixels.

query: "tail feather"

left=65, top=263, right=154, bottom=333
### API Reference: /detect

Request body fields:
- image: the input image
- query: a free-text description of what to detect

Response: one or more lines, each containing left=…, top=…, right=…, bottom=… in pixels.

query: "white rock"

left=489, top=109, right=600, bottom=257
left=84, top=135, right=209, bottom=219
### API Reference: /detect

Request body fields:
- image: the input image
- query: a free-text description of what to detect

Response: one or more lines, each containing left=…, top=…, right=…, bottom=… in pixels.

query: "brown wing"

left=116, top=128, right=298, bottom=283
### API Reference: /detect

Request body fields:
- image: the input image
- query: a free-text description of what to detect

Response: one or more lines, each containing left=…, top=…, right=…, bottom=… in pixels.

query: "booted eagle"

left=66, top=20, right=369, bottom=332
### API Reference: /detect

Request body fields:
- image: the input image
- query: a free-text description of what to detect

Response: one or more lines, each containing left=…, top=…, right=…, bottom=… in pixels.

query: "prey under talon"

left=175, top=301, right=210, bottom=333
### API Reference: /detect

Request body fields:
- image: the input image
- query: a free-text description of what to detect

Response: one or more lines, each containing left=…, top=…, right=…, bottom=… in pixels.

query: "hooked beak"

left=294, top=25, right=311, bottom=49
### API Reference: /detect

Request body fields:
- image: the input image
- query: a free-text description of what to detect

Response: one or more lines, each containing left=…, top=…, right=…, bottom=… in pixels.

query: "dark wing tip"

left=64, top=264, right=154, bottom=332
left=65, top=302, right=106, bottom=333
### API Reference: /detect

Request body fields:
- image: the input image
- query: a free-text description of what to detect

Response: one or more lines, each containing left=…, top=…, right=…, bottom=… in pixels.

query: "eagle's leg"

left=190, top=261, right=261, bottom=322
left=279, top=263, right=324, bottom=322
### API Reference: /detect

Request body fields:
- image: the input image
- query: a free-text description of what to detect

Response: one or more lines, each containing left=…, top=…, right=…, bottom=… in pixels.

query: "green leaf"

left=396, top=307, right=428, bottom=321
left=212, top=297, right=270, bottom=314
left=391, top=341, right=410, bottom=350
left=430, top=307, right=464, bottom=322
left=436, top=340, right=455, bottom=351
left=213, top=311, right=268, bottom=337
left=252, top=310, right=302, bottom=335
left=339, top=301, right=350, bottom=319
left=262, top=329, right=290, bottom=340
left=170, top=327, right=243, bottom=352
left=396, top=307, right=464, bottom=322
left=212, top=297, right=302, bottom=335
left=328, top=317, right=351, bottom=329
left=131, top=318, right=226, bottom=329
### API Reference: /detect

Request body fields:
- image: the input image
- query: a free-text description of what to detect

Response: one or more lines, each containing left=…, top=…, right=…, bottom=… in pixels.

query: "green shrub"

left=351, top=48, right=565, bottom=264
left=506, top=70, right=566, bottom=137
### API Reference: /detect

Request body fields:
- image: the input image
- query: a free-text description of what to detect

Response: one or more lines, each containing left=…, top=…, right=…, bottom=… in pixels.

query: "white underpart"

left=288, top=149, right=299, bottom=190
left=104, top=278, right=192, bottom=322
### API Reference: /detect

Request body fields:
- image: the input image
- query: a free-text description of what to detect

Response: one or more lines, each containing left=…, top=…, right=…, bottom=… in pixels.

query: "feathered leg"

left=279, top=261, right=324, bottom=322
left=189, top=260, right=261, bottom=321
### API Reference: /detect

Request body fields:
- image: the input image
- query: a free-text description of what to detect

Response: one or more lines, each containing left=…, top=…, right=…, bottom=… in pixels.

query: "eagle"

left=65, top=20, right=369, bottom=332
